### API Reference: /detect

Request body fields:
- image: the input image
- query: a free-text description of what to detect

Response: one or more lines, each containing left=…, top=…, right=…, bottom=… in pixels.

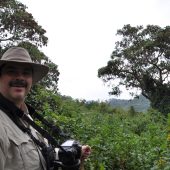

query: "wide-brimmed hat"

left=0, top=47, right=49, bottom=84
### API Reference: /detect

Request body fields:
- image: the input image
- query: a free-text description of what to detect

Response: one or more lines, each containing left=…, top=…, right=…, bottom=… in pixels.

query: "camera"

left=42, top=140, right=82, bottom=170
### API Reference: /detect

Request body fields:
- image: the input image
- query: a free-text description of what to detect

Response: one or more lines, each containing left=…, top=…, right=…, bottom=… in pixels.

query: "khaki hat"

left=0, top=47, right=49, bottom=84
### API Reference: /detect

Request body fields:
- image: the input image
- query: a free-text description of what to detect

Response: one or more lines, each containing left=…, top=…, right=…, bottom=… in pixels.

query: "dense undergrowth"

left=27, top=89, right=170, bottom=169
left=64, top=108, right=168, bottom=170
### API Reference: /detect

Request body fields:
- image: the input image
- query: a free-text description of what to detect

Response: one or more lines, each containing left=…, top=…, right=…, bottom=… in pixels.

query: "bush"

left=67, top=109, right=167, bottom=169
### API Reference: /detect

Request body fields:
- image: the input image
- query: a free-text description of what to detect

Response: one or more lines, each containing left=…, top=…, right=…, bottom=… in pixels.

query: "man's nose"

left=15, top=71, right=25, bottom=78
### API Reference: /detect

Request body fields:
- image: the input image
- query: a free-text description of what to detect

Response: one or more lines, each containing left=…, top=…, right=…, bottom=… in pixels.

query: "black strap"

left=26, top=104, right=67, bottom=138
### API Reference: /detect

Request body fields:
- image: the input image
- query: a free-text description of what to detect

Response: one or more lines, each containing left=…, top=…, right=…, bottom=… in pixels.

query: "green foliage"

left=36, top=95, right=168, bottom=169
left=151, top=113, right=170, bottom=170
left=0, top=0, right=47, bottom=47
left=84, top=100, right=115, bottom=114
left=70, top=109, right=168, bottom=170
left=128, top=106, right=136, bottom=116
left=98, top=24, right=170, bottom=115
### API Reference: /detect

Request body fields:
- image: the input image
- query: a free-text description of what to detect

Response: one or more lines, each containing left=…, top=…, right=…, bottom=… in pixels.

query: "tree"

left=128, top=106, right=136, bottom=117
left=98, top=24, right=170, bottom=114
left=0, top=0, right=48, bottom=47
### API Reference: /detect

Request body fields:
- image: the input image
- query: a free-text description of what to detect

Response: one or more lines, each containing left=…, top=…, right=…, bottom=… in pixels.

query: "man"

left=0, top=47, right=91, bottom=170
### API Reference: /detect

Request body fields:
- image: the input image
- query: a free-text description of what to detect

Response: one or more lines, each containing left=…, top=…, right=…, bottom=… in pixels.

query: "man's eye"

left=6, top=70, right=16, bottom=74
left=23, top=71, right=32, bottom=75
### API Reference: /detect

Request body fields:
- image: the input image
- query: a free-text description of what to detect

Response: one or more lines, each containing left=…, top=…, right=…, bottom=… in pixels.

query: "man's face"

left=0, top=63, right=33, bottom=104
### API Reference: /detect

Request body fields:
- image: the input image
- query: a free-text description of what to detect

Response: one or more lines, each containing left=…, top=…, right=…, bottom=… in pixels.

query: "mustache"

left=9, top=79, right=28, bottom=88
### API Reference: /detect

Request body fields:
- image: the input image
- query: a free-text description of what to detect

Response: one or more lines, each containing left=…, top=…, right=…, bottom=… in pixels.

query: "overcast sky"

left=20, top=0, right=170, bottom=101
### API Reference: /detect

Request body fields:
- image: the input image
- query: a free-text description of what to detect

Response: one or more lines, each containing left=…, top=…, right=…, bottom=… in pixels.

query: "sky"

left=20, top=0, right=170, bottom=101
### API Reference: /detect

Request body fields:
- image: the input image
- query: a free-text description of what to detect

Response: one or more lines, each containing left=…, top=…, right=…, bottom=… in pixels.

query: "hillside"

left=108, top=95, right=150, bottom=112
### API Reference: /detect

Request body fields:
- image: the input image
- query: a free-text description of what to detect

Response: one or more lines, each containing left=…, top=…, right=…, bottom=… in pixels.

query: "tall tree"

left=98, top=24, right=170, bottom=114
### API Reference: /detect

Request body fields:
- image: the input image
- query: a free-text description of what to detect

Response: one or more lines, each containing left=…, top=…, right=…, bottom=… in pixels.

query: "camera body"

left=42, top=140, right=82, bottom=170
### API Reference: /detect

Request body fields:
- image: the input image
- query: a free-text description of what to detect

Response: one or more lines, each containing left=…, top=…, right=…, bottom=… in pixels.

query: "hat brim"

left=0, top=60, right=49, bottom=84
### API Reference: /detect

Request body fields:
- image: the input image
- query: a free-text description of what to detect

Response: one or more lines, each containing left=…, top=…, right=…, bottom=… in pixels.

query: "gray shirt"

left=0, top=108, right=47, bottom=170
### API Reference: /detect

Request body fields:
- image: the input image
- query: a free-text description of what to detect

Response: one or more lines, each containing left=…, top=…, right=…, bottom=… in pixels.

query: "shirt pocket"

left=6, top=128, right=42, bottom=170
left=21, top=139, right=42, bottom=170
